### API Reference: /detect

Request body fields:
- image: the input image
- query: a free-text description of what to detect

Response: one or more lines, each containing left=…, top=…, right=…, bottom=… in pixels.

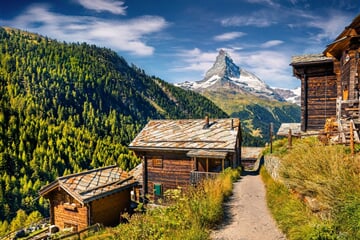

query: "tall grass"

left=86, top=167, right=240, bottom=240
left=263, top=137, right=360, bottom=239
left=261, top=167, right=336, bottom=240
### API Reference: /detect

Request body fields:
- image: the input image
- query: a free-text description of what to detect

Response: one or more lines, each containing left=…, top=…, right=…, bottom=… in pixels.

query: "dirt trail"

left=211, top=171, right=286, bottom=240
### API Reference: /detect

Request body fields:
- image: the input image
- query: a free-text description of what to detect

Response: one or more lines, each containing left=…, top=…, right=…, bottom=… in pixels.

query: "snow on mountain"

left=175, top=49, right=284, bottom=101
left=273, top=87, right=301, bottom=105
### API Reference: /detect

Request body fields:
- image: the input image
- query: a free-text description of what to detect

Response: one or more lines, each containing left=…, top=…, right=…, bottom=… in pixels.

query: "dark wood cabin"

left=39, top=165, right=137, bottom=231
left=128, top=117, right=241, bottom=200
left=291, top=54, right=337, bottom=131
left=291, top=14, right=360, bottom=142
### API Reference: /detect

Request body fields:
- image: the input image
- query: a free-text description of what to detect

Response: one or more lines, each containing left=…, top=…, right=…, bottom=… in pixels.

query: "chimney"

left=203, top=116, right=210, bottom=129
left=231, top=119, right=234, bottom=130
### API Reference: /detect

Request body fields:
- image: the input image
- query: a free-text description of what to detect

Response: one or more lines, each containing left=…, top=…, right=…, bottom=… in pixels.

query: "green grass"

left=262, top=137, right=360, bottom=239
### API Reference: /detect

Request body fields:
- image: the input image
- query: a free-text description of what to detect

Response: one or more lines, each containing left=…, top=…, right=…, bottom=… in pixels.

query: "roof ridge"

left=58, top=165, right=118, bottom=180
left=149, top=118, right=238, bottom=122
left=79, top=176, right=133, bottom=195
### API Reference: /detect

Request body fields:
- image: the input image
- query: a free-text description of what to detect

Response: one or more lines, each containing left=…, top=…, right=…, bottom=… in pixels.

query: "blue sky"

left=1, top=0, right=359, bottom=89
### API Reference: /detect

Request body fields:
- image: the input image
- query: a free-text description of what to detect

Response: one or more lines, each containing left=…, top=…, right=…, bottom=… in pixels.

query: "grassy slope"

left=262, top=138, right=360, bottom=239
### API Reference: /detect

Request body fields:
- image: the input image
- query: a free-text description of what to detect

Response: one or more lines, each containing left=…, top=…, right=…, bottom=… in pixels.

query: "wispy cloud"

left=306, top=11, right=351, bottom=42
left=3, top=4, right=168, bottom=56
left=235, top=50, right=294, bottom=87
left=77, top=0, right=127, bottom=15
left=245, top=0, right=279, bottom=7
left=261, top=40, right=284, bottom=48
left=214, top=32, right=246, bottom=42
left=171, top=48, right=217, bottom=72
left=220, top=11, right=276, bottom=27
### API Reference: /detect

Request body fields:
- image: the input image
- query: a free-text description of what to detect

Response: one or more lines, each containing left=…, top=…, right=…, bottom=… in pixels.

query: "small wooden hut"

left=39, top=165, right=137, bottom=231
left=128, top=117, right=241, bottom=200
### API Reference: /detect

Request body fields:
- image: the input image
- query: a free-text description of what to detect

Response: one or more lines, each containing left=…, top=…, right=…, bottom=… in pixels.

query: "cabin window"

left=152, top=156, right=163, bottom=168
left=154, top=183, right=162, bottom=196
left=63, top=202, right=77, bottom=211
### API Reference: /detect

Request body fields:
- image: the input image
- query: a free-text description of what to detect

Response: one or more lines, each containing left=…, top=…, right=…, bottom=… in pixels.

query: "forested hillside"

left=0, top=27, right=227, bottom=233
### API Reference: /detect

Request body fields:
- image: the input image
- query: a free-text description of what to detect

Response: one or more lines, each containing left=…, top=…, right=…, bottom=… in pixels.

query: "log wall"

left=49, top=189, right=88, bottom=231
left=90, top=189, right=131, bottom=227
left=48, top=188, right=131, bottom=230
left=145, top=152, right=193, bottom=198
left=296, top=62, right=338, bottom=131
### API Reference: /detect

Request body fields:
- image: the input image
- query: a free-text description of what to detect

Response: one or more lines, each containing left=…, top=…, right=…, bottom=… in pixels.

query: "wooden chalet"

left=39, top=165, right=137, bottom=231
left=128, top=117, right=241, bottom=199
left=291, top=14, right=360, bottom=143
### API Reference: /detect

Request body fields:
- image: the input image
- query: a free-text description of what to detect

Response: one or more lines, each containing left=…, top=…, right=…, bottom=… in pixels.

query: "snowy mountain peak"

left=175, top=50, right=285, bottom=101
left=202, top=49, right=240, bottom=81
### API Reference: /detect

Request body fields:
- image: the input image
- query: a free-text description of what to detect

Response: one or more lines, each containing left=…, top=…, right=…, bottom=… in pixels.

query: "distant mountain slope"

left=274, top=87, right=301, bottom=105
left=176, top=50, right=300, bottom=145
left=0, top=27, right=227, bottom=228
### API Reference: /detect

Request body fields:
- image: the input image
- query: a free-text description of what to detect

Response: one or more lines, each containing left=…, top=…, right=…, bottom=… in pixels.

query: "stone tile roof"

left=241, top=147, right=263, bottom=160
left=277, top=123, right=301, bottom=136
left=129, top=163, right=143, bottom=185
left=128, top=118, right=240, bottom=152
left=291, top=54, right=332, bottom=64
left=39, top=165, right=137, bottom=204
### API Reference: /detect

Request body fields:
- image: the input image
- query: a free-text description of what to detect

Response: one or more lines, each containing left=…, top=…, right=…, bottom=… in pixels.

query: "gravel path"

left=211, top=171, right=286, bottom=240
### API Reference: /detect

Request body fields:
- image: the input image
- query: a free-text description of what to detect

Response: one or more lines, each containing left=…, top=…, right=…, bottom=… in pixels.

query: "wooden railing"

left=52, top=223, right=102, bottom=240
left=190, top=171, right=219, bottom=185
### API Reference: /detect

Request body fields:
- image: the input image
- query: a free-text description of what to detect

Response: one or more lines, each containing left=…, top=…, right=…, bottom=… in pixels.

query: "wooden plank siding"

left=145, top=152, right=193, bottom=198
left=90, top=190, right=131, bottom=227
left=301, top=71, right=338, bottom=131
left=49, top=189, right=88, bottom=231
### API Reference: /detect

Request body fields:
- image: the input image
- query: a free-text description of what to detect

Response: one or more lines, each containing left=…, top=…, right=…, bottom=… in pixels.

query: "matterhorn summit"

left=175, top=50, right=284, bottom=101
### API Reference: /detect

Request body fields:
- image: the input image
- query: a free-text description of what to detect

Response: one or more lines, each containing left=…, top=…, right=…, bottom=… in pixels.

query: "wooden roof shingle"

left=129, top=118, right=240, bottom=152
left=39, top=165, right=137, bottom=204
left=290, top=54, right=333, bottom=65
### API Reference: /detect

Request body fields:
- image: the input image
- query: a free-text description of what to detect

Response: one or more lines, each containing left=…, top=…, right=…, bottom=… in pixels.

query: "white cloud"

left=245, top=0, right=279, bottom=7
left=171, top=48, right=218, bottom=72
left=220, top=11, right=276, bottom=27
left=306, top=12, right=351, bottom=42
left=4, top=5, right=168, bottom=56
left=235, top=50, right=294, bottom=87
left=261, top=40, right=284, bottom=48
left=214, top=32, right=246, bottom=41
left=77, top=0, right=127, bottom=15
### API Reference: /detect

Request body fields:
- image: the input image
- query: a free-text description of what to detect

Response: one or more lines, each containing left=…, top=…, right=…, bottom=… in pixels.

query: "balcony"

left=190, top=171, right=220, bottom=185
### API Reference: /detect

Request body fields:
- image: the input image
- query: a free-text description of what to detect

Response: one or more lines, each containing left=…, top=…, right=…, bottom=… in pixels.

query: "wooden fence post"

left=288, top=128, right=292, bottom=149
left=350, top=122, right=354, bottom=156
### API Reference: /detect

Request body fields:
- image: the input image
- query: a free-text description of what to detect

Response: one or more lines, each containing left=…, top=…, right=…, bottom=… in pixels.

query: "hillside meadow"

left=262, top=137, right=360, bottom=239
